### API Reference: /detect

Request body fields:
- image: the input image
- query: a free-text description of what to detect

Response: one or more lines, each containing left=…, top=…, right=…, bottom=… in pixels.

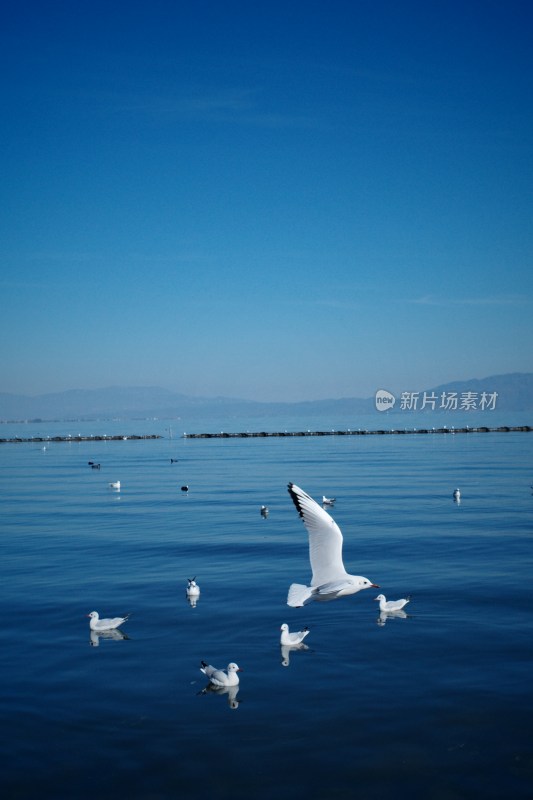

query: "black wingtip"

left=287, top=483, right=305, bottom=521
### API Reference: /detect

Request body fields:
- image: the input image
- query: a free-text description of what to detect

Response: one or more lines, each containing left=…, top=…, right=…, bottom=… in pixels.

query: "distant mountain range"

left=1, top=372, right=532, bottom=422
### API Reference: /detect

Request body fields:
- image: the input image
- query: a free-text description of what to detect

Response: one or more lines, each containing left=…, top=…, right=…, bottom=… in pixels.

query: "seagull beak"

left=371, top=584, right=380, bottom=588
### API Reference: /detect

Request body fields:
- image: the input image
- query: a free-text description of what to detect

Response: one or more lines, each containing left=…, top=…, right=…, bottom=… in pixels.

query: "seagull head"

left=359, top=578, right=379, bottom=590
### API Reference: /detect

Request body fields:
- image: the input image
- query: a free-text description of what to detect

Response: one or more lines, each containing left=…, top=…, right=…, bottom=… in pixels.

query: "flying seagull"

left=287, top=482, right=379, bottom=607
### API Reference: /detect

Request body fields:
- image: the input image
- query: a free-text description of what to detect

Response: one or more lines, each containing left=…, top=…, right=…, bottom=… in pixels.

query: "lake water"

left=1, top=412, right=533, bottom=799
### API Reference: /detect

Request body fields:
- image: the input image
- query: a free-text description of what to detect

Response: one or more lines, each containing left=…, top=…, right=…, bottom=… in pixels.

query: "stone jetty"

left=0, top=434, right=162, bottom=444
left=182, top=425, right=531, bottom=439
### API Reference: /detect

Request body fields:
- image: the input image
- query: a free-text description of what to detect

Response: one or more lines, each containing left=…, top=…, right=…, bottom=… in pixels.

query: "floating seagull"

left=260, top=505, right=269, bottom=517
left=280, top=623, right=310, bottom=646
left=453, top=488, right=461, bottom=502
left=287, top=482, right=379, bottom=607
left=186, top=577, right=200, bottom=597
left=109, top=480, right=121, bottom=490
left=322, top=495, right=336, bottom=505
left=170, top=458, right=179, bottom=463
left=87, top=610, right=130, bottom=631
left=374, top=593, right=410, bottom=613
left=90, top=463, right=101, bottom=470
left=181, top=485, right=189, bottom=492
left=200, top=661, right=241, bottom=687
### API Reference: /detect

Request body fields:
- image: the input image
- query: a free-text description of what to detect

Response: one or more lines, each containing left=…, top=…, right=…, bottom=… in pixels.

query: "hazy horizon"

left=3, top=369, right=530, bottom=403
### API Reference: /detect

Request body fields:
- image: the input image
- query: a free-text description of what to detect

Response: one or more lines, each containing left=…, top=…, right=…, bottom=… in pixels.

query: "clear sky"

left=1, top=0, right=532, bottom=402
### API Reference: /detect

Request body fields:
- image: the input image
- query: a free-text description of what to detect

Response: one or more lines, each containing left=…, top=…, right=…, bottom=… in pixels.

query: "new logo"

left=375, top=389, right=396, bottom=412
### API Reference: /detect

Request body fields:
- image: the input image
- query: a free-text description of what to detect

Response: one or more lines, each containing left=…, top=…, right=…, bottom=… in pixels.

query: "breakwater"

left=183, top=425, right=532, bottom=439
left=0, top=434, right=162, bottom=444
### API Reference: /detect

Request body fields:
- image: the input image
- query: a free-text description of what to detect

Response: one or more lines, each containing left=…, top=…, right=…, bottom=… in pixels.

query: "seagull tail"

left=287, top=583, right=314, bottom=607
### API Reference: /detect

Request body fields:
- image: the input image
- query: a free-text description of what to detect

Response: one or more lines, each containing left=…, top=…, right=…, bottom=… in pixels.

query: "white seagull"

left=322, top=495, right=336, bottom=505
left=200, top=661, right=241, bottom=687
left=453, top=488, right=461, bottom=502
left=109, top=480, right=121, bottom=490
left=87, top=610, right=129, bottom=631
left=186, top=577, right=200, bottom=597
left=287, top=483, right=379, bottom=607
left=374, top=593, right=410, bottom=613
left=280, top=623, right=310, bottom=646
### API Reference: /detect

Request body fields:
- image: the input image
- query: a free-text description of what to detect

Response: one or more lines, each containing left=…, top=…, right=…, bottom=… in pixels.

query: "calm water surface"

left=1, top=416, right=532, bottom=799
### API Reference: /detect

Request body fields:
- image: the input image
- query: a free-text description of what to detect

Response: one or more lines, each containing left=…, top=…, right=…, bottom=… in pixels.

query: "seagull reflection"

left=376, top=609, right=409, bottom=627
left=198, top=682, right=240, bottom=709
left=187, top=594, right=200, bottom=608
left=90, top=628, right=130, bottom=647
left=280, top=642, right=310, bottom=667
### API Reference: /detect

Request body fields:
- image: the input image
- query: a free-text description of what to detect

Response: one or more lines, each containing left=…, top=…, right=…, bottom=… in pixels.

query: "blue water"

left=1, top=415, right=533, bottom=799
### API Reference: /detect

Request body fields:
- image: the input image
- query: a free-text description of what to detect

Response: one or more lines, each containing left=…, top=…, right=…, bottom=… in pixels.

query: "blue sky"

left=1, top=0, right=532, bottom=402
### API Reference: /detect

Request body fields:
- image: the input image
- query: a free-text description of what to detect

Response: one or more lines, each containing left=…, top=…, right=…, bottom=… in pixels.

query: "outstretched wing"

left=288, top=483, right=348, bottom=586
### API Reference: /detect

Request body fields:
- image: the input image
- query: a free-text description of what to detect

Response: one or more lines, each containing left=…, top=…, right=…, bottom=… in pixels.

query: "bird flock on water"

left=85, top=474, right=436, bottom=705
left=80, top=441, right=478, bottom=709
